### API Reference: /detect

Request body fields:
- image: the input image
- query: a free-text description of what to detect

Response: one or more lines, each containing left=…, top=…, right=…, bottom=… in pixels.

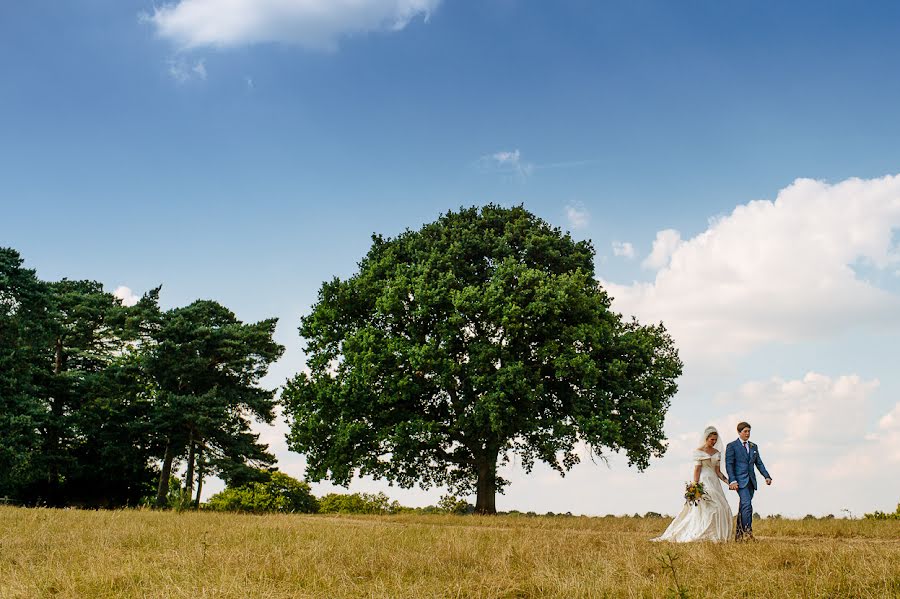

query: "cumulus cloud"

left=879, top=402, right=900, bottom=431
left=148, top=0, right=441, bottom=50
left=612, top=241, right=635, bottom=259
left=704, top=371, right=898, bottom=514
left=605, top=175, right=900, bottom=361
left=715, top=372, right=880, bottom=453
left=877, top=402, right=900, bottom=463
left=642, top=229, right=682, bottom=270
left=113, top=286, right=140, bottom=307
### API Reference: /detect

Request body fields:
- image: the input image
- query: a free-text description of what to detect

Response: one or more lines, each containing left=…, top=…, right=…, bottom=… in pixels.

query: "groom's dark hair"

left=737, top=422, right=751, bottom=433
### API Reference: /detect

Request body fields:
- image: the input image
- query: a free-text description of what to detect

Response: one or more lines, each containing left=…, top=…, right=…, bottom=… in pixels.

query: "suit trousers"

left=737, top=484, right=755, bottom=532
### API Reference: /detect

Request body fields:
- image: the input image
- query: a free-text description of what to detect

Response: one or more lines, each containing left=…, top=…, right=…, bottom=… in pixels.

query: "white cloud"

left=688, top=371, right=895, bottom=515
left=605, top=175, right=900, bottom=361
left=715, top=372, right=880, bottom=453
left=565, top=202, right=590, bottom=230
left=642, top=228, right=682, bottom=270
left=168, top=57, right=207, bottom=82
left=148, top=0, right=441, bottom=51
left=482, top=149, right=534, bottom=179
left=612, top=241, right=635, bottom=259
left=479, top=151, right=597, bottom=182
left=113, top=286, right=140, bottom=307
left=879, top=402, right=900, bottom=431
left=492, top=150, right=520, bottom=165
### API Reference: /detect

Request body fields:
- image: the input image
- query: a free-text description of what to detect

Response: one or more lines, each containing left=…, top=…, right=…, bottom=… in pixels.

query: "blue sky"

left=2, top=1, right=900, bottom=516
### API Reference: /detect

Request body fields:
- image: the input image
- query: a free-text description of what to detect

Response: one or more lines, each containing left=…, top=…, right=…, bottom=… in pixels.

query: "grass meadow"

left=1, top=506, right=898, bottom=598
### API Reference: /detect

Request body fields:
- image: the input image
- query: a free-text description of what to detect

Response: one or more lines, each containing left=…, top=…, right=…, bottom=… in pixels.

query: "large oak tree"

left=283, top=205, right=682, bottom=513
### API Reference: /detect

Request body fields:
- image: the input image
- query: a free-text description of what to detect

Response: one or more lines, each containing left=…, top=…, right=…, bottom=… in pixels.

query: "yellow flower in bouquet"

left=684, top=481, right=708, bottom=506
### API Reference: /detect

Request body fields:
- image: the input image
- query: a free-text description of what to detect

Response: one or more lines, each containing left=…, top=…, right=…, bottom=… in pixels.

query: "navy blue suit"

left=725, top=438, right=771, bottom=534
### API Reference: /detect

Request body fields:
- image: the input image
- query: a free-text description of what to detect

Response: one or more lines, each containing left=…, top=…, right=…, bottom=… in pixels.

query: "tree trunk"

left=194, top=446, right=204, bottom=509
left=474, top=454, right=498, bottom=515
left=155, top=440, right=174, bottom=508
left=184, top=430, right=196, bottom=500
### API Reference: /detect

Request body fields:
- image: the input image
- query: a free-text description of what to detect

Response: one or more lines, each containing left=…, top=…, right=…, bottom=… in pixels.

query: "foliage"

left=0, top=246, right=284, bottom=509
left=0, top=248, right=52, bottom=500
left=206, top=472, right=319, bottom=514
left=437, top=494, right=474, bottom=515
left=317, top=492, right=400, bottom=515
left=1, top=249, right=160, bottom=506
left=283, top=205, right=682, bottom=513
left=865, top=503, right=900, bottom=520
left=143, top=299, right=285, bottom=507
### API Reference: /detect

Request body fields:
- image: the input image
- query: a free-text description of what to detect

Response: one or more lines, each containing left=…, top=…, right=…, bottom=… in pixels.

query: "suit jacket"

left=725, top=439, right=771, bottom=490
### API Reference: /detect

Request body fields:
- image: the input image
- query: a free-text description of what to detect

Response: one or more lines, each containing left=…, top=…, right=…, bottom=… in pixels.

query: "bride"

left=653, top=426, right=733, bottom=542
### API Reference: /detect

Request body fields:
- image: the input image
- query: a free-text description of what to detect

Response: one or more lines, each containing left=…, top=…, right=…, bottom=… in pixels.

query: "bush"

left=864, top=503, right=900, bottom=520
left=437, top=494, right=474, bottom=515
left=317, top=492, right=400, bottom=515
left=206, top=472, right=318, bottom=514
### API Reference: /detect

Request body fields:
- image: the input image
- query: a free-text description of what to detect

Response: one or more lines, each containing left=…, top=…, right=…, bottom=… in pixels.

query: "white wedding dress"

left=652, top=449, right=733, bottom=543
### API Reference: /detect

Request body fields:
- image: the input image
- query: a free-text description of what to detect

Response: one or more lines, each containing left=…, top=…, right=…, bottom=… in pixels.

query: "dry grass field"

left=1, top=506, right=898, bottom=598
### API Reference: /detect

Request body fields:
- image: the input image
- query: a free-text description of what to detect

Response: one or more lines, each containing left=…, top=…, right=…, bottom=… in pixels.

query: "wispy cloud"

left=481, top=149, right=534, bottom=179
left=479, top=150, right=598, bottom=181
left=565, top=202, right=590, bottom=230
left=146, top=0, right=441, bottom=51
left=535, top=159, right=600, bottom=171
left=168, top=57, right=207, bottom=83
left=612, top=241, right=635, bottom=258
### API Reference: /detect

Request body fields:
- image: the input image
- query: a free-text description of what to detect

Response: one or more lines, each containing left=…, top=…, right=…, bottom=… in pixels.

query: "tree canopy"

left=283, top=205, right=682, bottom=513
left=147, top=300, right=284, bottom=507
left=0, top=246, right=283, bottom=508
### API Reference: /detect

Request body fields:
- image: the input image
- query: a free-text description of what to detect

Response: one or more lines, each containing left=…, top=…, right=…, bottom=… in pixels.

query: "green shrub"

left=864, top=503, right=900, bottom=520
left=206, top=472, right=318, bottom=514
left=437, top=494, right=474, bottom=515
left=317, top=492, right=400, bottom=515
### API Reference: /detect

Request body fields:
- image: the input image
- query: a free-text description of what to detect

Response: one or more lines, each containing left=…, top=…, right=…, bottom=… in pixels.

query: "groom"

left=725, top=422, right=772, bottom=540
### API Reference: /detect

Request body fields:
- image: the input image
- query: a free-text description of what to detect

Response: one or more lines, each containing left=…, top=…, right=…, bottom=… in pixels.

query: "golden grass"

left=1, top=506, right=898, bottom=598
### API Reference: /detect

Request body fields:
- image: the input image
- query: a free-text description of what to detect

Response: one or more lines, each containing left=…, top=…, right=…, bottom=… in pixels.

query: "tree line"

left=3, top=205, right=684, bottom=514
left=0, top=247, right=283, bottom=507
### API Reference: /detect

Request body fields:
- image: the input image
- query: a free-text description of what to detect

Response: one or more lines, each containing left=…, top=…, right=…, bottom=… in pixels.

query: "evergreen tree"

left=146, top=301, right=284, bottom=507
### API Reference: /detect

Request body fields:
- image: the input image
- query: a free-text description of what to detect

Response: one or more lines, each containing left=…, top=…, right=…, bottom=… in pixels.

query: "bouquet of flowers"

left=684, top=481, right=708, bottom=506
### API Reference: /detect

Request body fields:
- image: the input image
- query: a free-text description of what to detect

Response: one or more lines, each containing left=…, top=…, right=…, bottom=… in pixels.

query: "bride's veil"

left=697, top=425, right=725, bottom=460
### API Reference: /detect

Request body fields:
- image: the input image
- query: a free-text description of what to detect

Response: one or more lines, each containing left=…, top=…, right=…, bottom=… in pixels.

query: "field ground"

left=1, top=506, right=898, bottom=598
